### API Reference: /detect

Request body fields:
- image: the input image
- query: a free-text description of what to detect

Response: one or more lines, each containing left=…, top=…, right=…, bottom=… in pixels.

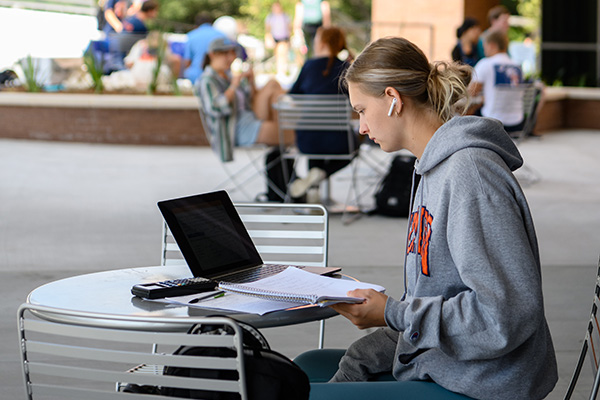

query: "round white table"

left=27, top=264, right=339, bottom=330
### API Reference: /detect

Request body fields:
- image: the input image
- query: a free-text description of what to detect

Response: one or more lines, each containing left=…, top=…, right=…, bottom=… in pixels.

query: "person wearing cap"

left=196, top=37, right=292, bottom=163
left=451, top=17, right=482, bottom=67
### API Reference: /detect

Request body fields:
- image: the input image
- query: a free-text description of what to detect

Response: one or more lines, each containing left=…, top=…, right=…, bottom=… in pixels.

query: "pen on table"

left=188, top=291, right=225, bottom=304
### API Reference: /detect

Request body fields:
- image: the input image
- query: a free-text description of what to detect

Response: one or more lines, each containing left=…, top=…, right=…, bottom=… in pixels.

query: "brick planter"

left=535, top=87, right=600, bottom=132
left=0, top=92, right=209, bottom=146
left=1, top=88, right=599, bottom=146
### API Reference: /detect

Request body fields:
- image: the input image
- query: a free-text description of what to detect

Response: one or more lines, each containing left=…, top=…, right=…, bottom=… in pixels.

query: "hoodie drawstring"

left=402, top=166, right=419, bottom=301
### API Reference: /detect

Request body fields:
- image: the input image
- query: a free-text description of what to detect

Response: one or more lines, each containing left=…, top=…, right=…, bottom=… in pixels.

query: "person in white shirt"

left=470, top=30, right=524, bottom=133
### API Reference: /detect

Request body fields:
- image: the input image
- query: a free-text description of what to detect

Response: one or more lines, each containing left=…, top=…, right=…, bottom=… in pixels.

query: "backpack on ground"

left=158, top=317, right=310, bottom=400
left=372, top=155, right=420, bottom=217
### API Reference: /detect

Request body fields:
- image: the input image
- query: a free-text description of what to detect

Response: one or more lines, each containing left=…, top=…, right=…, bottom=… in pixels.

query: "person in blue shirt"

left=102, top=0, right=130, bottom=34
left=183, top=13, right=226, bottom=84
left=287, top=26, right=356, bottom=200
left=121, top=0, right=158, bottom=34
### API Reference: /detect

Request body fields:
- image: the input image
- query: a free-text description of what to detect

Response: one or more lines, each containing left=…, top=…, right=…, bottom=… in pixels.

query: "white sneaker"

left=289, top=168, right=326, bottom=199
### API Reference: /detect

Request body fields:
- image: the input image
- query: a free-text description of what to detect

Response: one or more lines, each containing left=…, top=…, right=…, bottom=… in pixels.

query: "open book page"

left=218, top=267, right=385, bottom=306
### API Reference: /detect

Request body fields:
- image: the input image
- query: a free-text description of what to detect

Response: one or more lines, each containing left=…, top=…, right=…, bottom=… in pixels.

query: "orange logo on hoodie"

left=406, top=206, right=433, bottom=276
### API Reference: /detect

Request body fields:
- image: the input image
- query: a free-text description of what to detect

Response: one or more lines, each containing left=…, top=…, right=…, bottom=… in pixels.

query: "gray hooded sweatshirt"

left=334, top=116, right=557, bottom=399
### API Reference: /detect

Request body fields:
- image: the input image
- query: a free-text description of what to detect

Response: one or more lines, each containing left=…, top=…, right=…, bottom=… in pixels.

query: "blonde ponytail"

left=427, top=61, right=472, bottom=122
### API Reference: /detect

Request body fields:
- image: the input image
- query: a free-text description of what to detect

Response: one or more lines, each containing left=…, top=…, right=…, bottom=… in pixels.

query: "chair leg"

left=216, top=150, right=268, bottom=199
left=318, top=320, right=325, bottom=349
left=341, top=157, right=365, bottom=225
left=216, top=147, right=289, bottom=201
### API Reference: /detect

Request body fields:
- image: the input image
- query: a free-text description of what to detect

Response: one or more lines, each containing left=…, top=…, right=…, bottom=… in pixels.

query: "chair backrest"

left=274, top=94, right=356, bottom=156
left=492, top=83, right=541, bottom=142
left=162, top=202, right=329, bottom=268
left=18, top=303, right=248, bottom=400
left=197, top=103, right=229, bottom=161
left=197, top=105, right=214, bottom=149
left=520, top=83, right=543, bottom=140
left=490, top=83, right=530, bottom=118
left=564, top=256, right=600, bottom=400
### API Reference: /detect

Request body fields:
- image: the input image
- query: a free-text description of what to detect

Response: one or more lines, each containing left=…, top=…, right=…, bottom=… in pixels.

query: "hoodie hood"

left=415, top=116, right=523, bottom=175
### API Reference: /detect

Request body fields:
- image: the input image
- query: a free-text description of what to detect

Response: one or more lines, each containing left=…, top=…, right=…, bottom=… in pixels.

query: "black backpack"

left=159, top=318, right=310, bottom=400
left=373, top=155, right=420, bottom=217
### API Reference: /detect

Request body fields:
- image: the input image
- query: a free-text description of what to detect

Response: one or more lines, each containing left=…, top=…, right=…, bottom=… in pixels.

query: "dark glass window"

left=542, top=0, right=598, bottom=86
left=541, top=50, right=597, bottom=87
left=542, top=1, right=597, bottom=43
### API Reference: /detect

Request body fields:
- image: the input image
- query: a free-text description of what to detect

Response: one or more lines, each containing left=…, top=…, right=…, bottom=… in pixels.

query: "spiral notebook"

left=217, top=267, right=385, bottom=306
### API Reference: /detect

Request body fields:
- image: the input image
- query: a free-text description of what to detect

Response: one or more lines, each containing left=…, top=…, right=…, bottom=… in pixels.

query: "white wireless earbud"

left=387, top=97, right=398, bottom=117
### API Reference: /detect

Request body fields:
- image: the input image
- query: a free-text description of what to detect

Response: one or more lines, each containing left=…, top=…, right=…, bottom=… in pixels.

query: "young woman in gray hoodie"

left=321, top=37, right=558, bottom=399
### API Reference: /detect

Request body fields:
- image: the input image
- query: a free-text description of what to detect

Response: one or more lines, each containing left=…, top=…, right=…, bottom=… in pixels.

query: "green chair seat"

left=294, top=348, right=474, bottom=400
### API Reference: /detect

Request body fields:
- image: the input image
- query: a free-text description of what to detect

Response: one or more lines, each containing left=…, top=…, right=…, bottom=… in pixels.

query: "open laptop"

left=157, top=190, right=341, bottom=283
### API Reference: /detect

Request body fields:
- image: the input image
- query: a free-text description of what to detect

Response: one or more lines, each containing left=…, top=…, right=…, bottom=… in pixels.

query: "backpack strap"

left=187, top=315, right=271, bottom=351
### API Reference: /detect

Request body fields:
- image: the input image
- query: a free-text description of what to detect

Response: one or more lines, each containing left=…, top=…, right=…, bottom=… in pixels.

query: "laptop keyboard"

left=219, top=264, right=305, bottom=283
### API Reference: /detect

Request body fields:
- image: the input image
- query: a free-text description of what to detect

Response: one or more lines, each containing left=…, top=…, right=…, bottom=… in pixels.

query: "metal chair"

left=274, top=94, right=361, bottom=221
left=18, top=303, right=249, bottom=400
left=492, top=83, right=543, bottom=142
left=161, top=202, right=331, bottom=348
left=564, top=256, right=600, bottom=400
left=197, top=104, right=286, bottom=202
left=492, top=83, right=543, bottom=186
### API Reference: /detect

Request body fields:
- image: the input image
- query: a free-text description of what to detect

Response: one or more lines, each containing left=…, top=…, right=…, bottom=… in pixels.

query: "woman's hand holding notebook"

left=218, top=267, right=385, bottom=306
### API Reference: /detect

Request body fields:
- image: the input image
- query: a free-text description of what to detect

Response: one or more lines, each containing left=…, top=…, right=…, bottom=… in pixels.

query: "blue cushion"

left=294, top=349, right=395, bottom=382
left=294, top=349, right=346, bottom=382
left=295, top=349, right=474, bottom=400
left=309, top=381, right=475, bottom=400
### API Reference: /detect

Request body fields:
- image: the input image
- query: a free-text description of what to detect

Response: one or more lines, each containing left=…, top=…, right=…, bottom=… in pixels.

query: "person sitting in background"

left=470, top=30, right=524, bottom=134
left=124, top=31, right=178, bottom=91
left=102, top=0, right=130, bottom=34
left=121, top=0, right=159, bottom=34
left=451, top=17, right=482, bottom=67
left=286, top=26, right=356, bottom=201
left=214, top=15, right=248, bottom=62
left=477, top=5, right=511, bottom=58
left=183, top=12, right=226, bottom=85
left=104, top=0, right=159, bottom=74
left=196, top=37, right=293, bottom=162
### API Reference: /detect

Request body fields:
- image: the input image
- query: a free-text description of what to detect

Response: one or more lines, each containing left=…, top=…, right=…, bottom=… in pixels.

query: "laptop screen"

left=158, top=191, right=263, bottom=278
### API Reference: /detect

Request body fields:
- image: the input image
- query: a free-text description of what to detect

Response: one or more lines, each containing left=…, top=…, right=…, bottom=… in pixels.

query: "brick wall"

left=0, top=105, right=209, bottom=145
left=0, top=93, right=210, bottom=146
